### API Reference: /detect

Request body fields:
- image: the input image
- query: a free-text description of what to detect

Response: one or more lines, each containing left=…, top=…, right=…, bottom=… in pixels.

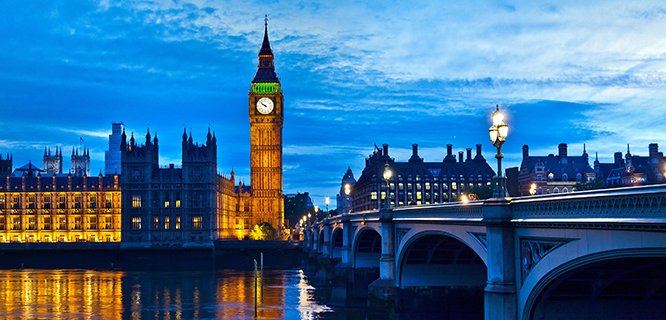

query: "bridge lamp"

left=489, top=104, right=509, bottom=198
left=382, top=164, right=393, bottom=209
left=325, top=196, right=330, bottom=213
left=344, top=183, right=352, bottom=213
left=461, top=194, right=469, bottom=204
left=529, top=183, right=537, bottom=196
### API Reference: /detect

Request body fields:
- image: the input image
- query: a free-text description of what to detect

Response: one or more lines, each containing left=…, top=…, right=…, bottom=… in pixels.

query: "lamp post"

left=344, top=183, right=352, bottom=213
left=488, top=104, right=509, bottom=198
left=382, top=163, right=393, bottom=209
left=325, top=196, right=330, bottom=215
left=529, top=183, right=537, bottom=196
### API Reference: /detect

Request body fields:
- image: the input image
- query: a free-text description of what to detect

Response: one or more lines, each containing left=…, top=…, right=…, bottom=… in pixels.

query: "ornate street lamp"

left=529, top=183, right=537, bottom=196
left=325, top=196, right=330, bottom=215
left=382, top=163, right=393, bottom=209
left=344, top=183, right=352, bottom=213
left=489, top=104, right=509, bottom=197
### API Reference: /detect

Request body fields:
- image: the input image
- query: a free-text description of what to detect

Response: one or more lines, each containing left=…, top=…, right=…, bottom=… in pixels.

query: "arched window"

left=553, top=187, right=560, bottom=193
left=562, top=173, right=568, bottom=182
left=576, top=173, right=582, bottom=181
left=562, top=187, right=569, bottom=193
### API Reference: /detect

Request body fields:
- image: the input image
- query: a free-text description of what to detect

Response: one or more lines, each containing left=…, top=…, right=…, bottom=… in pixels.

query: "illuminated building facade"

left=0, top=159, right=121, bottom=243
left=351, top=144, right=495, bottom=212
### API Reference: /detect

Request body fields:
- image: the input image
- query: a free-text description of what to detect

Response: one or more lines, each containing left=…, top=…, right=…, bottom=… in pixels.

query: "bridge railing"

left=322, top=184, right=666, bottom=227
left=511, top=183, right=666, bottom=221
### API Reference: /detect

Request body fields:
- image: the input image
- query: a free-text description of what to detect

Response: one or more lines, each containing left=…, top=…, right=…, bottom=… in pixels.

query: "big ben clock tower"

left=249, top=17, right=284, bottom=233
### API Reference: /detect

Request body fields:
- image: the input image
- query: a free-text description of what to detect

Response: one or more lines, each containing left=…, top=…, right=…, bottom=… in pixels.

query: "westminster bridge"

left=302, top=184, right=666, bottom=319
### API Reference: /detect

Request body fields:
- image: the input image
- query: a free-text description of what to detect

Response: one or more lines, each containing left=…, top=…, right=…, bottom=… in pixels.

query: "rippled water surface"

left=0, top=269, right=366, bottom=319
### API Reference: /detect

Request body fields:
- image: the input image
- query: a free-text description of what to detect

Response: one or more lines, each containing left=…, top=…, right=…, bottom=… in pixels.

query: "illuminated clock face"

left=256, top=97, right=274, bottom=115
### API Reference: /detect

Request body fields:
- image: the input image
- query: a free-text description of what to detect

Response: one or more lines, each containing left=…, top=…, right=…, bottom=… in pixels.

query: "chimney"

left=458, top=151, right=464, bottom=163
left=476, top=144, right=482, bottom=157
left=382, top=144, right=389, bottom=156
left=522, top=145, right=529, bottom=159
left=649, top=143, right=659, bottom=158
left=412, top=144, right=418, bottom=157
left=614, top=152, right=623, bottom=165
left=558, top=143, right=567, bottom=157
left=466, top=148, right=472, bottom=161
left=447, top=144, right=453, bottom=157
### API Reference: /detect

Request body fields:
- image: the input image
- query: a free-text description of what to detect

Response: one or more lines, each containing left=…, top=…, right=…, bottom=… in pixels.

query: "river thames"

left=0, top=268, right=402, bottom=320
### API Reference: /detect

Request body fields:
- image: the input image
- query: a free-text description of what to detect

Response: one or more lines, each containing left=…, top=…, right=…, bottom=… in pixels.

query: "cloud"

left=60, top=128, right=110, bottom=139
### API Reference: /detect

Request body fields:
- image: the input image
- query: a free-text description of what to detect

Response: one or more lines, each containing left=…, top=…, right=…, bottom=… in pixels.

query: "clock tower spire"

left=248, top=16, right=284, bottom=234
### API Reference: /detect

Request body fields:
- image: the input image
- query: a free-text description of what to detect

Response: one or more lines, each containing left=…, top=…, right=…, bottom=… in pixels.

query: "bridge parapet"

left=511, top=184, right=666, bottom=227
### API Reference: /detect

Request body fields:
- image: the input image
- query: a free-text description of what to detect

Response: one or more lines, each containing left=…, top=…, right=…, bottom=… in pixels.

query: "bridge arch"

left=523, top=249, right=666, bottom=320
left=396, top=230, right=487, bottom=288
left=330, top=227, right=343, bottom=259
left=352, top=227, right=381, bottom=268
left=519, top=229, right=666, bottom=319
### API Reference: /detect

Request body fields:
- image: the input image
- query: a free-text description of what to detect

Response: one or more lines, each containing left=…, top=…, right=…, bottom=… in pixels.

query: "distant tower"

left=0, top=153, right=12, bottom=177
left=249, top=17, right=284, bottom=231
left=43, top=147, right=63, bottom=174
left=71, top=147, right=91, bottom=176
left=105, top=122, right=124, bottom=175
left=336, top=167, right=356, bottom=213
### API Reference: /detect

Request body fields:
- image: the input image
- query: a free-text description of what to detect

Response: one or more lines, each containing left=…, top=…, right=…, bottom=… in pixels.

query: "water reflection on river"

left=0, top=269, right=354, bottom=319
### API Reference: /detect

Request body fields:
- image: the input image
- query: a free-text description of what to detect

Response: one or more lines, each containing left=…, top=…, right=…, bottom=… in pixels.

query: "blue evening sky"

left=1, top=1, right=666, bottom=208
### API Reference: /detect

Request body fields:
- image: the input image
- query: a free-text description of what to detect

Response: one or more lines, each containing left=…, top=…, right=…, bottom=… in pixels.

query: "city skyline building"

left=350, top=143, right=495, bottom=212
left=105, top=123, right=124, bottom=175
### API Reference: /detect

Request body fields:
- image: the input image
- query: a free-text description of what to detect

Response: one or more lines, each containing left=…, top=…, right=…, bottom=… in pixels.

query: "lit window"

left=153, top=216, right=159, bottom=229
left=425, top=183, right=430, bottom=190
left=132, top=195, right=142, bottom=208
left=175, top=216, right=181, bottom=229
left=416, top=192, right=422, bottom=200
left=371, top=192, right=377, bottom=200
left=452, top=182, right=457, bottom=190
left=88, top=217, right=97, bottom=230
left=164, top=201, right=170, bottom=208
left=164, top=216, right=170, bottom=230
left=175, top=200, right=181, bottom=208
left=192, top=216, right=203, bottom=229
left=73, top=217, right=82, bottom=230
left=131, top=217, right=142, bottom=230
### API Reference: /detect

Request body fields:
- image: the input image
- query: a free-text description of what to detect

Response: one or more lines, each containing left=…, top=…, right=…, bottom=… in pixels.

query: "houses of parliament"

left=0, top=21, right=284, bottom=245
